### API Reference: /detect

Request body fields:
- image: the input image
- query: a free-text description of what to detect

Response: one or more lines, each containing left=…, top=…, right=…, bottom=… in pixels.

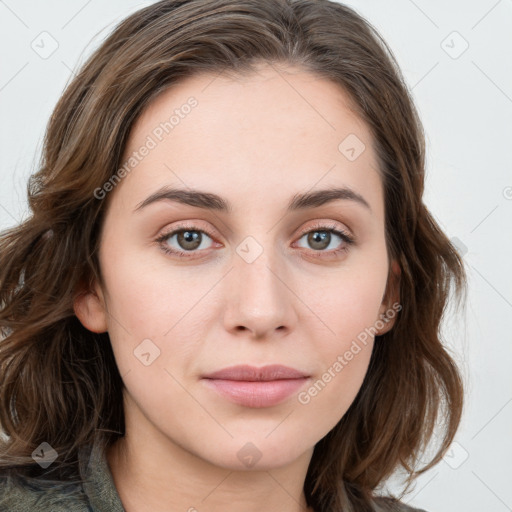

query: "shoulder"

left=0, top=474, right=92, bottom=512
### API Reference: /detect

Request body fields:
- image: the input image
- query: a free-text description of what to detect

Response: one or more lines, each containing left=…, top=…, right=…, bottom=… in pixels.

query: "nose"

left=222, top=242, right=298, bottom=340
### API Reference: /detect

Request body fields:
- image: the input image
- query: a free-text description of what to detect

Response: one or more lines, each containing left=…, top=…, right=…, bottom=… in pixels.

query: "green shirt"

left=0, top=440, right=124, bottom=511
left=0, top=441, right=429, bottom=511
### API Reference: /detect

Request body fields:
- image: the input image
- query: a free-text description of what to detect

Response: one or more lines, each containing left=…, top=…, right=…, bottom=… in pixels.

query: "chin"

left=199, top=435, right=310, bottom=472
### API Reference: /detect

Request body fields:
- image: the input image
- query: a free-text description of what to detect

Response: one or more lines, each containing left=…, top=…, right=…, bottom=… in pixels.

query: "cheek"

left=98, top=243, right=225, bottom=384
left=298, top=340, right=373, bottom=423
left=100, top=243, right=201, bottom=331
left=297, top=282, right=379, bottom=427
left=97, top=249, right=182, bottom=369
left=303, top=266, right=387, bottom=344
left=296, top=269, right=385, bottom=406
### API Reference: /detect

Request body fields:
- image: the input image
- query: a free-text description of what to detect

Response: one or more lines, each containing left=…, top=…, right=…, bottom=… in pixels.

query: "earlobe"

left=376, top=259, right=401, bottom=336
left=73, top=280, right=109, bottom=333
left=376, top=303, right=399, bottom=335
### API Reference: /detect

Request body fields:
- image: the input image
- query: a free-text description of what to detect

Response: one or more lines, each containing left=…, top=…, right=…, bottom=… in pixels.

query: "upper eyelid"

left=297, top=221, right=349, bottom=235
left=157, top=222, right=218, bottom=240
left=158, top=223, right=351, bottom=239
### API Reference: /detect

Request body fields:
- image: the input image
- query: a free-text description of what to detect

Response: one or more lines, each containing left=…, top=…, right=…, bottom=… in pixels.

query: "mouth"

left=201, top=364, right=310, bottom=408
left=202, top=364, right=309, bottom=381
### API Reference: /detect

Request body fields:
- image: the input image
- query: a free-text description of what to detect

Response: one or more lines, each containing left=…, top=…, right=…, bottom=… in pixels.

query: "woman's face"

left=75, top=62, right=399, bottom=471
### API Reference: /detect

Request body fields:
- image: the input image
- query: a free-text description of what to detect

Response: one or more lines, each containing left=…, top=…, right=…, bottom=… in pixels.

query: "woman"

left=0, top=1, right=466, bottom=510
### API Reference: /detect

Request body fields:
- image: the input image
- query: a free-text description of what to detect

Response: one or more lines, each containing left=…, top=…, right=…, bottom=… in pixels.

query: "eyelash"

left=155, top=221, right=355, bottom=260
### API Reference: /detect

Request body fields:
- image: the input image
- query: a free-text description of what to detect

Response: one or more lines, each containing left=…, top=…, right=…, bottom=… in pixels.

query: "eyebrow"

left=133, top=185, right=371, bottom=214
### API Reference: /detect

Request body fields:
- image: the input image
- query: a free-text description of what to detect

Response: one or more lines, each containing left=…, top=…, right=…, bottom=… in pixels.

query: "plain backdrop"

left=0, top=1, right=511, bottom=511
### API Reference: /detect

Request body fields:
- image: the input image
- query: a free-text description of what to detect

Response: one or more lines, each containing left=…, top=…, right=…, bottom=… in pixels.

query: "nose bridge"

left=224, top=233, right=295, bottom=336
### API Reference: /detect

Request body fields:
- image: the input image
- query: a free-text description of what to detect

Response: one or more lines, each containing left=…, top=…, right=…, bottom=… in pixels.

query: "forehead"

left=110, top=63, right=383, bottom=218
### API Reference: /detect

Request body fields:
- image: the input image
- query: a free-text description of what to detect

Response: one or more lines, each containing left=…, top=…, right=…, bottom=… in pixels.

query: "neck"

left=107, top=433, right=315, bottom=512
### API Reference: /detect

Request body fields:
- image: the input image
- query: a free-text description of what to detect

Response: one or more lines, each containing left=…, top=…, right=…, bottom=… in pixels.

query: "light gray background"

left=0, top=1, right=511, bottom=511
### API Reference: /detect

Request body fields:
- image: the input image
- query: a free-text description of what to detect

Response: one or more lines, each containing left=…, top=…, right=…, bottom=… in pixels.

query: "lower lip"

left=202, top=378, right=309, bottom=408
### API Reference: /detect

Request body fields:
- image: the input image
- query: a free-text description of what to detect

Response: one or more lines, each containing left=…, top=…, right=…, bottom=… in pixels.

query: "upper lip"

left=202, top=364, right=309, bottom=381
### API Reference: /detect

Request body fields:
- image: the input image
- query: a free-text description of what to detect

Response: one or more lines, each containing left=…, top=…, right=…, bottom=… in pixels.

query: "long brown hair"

left=0, top=1, right=466, bottom=510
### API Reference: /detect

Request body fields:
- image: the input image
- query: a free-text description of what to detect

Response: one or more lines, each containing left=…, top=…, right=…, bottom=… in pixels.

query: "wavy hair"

left=0, top=1, right=466, bottom=510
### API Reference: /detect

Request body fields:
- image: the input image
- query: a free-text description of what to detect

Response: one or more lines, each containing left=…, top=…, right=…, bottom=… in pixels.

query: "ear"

left=73, top=277, right=109, bottom=333
left=375, top=259, right=401, bottom=336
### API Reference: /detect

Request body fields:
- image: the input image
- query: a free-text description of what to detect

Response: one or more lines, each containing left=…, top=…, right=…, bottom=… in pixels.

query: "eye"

left=294, top=222, right=355, bottom=258
left=155, top=225, right=216, bottom=258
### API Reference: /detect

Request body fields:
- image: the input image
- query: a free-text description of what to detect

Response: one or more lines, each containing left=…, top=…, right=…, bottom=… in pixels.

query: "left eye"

left=295, top=229, right=350, bottom=252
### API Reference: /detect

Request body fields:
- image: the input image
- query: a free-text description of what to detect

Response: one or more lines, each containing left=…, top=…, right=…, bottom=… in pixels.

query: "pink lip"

left=202, top=364, right=308, bottom=381
left=201, top=364, right=310, bottom=408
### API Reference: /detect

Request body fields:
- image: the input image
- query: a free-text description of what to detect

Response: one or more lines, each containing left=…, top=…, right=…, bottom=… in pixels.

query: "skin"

left=74, top=62, right=400, bottom=512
